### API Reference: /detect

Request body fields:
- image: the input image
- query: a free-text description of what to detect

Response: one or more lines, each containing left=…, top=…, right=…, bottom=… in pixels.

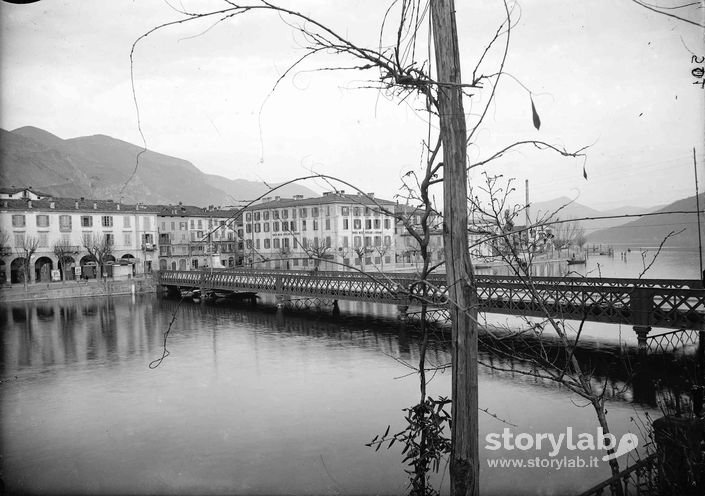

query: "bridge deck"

left=157, top=269, right=705, bottom=330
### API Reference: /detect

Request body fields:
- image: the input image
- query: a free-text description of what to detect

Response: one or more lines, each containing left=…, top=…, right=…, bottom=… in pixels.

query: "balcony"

left=141, top=243, right=155, bottom=252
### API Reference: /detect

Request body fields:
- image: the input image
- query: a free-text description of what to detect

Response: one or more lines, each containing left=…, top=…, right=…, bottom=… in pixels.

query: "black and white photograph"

left=1, top=1, right=704, bottom=495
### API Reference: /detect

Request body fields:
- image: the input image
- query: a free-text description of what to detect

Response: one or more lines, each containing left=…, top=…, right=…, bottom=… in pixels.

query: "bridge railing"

left=155, top=269, right=705, bottom=330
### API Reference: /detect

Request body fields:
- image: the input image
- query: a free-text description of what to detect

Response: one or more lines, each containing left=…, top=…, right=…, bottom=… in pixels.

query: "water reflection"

left=0, top=295, right=687, bottom=495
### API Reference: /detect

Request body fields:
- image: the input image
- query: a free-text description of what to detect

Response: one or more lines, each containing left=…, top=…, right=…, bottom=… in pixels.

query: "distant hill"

left=0, top=126, right=318, bottom=206
left=530, top=196, right=656, bottom=231
left=587, top=193, right=705, bottom=248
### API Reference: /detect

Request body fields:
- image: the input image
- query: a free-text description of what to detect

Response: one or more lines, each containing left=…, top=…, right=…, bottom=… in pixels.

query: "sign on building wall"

left=51, top=269, right=61, bottom=282
left=74, top=266, right=82, bottom=277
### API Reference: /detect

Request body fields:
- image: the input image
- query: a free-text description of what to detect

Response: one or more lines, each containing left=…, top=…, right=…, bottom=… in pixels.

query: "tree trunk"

left=430, top=2, right=479, bottom=495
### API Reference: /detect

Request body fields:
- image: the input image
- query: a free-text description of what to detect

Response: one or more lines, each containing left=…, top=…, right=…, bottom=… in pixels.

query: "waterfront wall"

left=0, top=276, right=157, bottom=302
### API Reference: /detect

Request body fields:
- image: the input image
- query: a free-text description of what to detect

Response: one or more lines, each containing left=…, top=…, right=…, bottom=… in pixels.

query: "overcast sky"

left=1, top=0, right=703, bottom=209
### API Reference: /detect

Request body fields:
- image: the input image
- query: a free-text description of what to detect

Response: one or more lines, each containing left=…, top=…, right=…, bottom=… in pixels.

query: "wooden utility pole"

left=430, top=1, right=479, bottom=495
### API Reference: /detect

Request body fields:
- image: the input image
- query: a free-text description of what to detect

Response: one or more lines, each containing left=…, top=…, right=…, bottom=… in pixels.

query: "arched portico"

left=35, top=257, right=53, bottom=282
left=10, top=257, right=27, bottom=284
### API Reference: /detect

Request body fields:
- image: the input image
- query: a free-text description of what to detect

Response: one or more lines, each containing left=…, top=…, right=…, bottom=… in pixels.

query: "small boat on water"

left=566, top=258, right=586, bottom=265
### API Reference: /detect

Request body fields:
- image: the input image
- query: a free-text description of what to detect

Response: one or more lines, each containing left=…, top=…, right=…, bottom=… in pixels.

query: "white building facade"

left=0, top=198, right=158, bottom=283
left=242, top=192, right=398, bottom=271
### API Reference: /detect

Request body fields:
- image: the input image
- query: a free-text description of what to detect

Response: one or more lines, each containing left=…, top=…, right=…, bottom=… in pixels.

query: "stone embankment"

left=0, top=276, right=156, bottom=303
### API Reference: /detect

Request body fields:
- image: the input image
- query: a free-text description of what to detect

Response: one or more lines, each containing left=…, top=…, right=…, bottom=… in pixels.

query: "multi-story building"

left=155, top=204, right=243, bottom=270
left=242, top=192, right=398, bottom=271
left=0, top=197, right=159, bottom=284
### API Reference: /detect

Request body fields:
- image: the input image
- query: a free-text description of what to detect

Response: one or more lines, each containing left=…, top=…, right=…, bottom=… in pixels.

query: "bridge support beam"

left=634, top=325, right=651, bottom=352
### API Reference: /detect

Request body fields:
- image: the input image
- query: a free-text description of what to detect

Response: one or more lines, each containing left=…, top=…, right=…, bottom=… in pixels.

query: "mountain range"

left=0, top=126, right=317, bottom=207
left=1, top=126, right=702, bottom=248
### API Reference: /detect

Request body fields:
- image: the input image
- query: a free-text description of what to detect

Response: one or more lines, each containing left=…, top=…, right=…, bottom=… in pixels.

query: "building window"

left=59, top=215, right=72, bottom=232
left=263, top=211, right=270, bottom=220
left=312, top=207, right=319, bottom=217
left=171, top=221, right=176, bottom=230
left=81, top=216, right=93, bottom=227
left=124, top=217, right=131, bottom=228
left=82, top=232, right=93, bottom=246
left=255, top=223, right=261, bottom=233
left=374, top=236, right=382, bottom=246
left=246, top=239, right=253, bottom=249
left=365, top=236, right=372, bottom=247
left=302, top=220, right=307, bottom=231
left=255, top=239, right=260, bottom=249
left=353, top=207, right=361, bottom=216
left=384, top=235, right=391, bottom=246
left=292, top=209, right=297, bottom=219
left=313, top=220, right=319, bottom=231
left=281, top=221, right=288, bottom=231
left=197, top=219, right=202, bottom=230
left=190, top=220, right=195, bottom=229
left=290, top=221, right=297, bottom=231
left=38, top=232, right=48, bottom=247
left=273, top=210, right=279, bottom=220
left=245, top=213, right=252, bottom=222
left=325, top=219, right=330, bottom=230
left=343, top=219, right=349, bottom=230
left=365, top=219, right=372, bottom=229
left=11, top=215, right=25, bottom=227
left=264, top=238, right=271, bottom=249
left=254, top=212, right=260, bottom=221
left=354, top=236, right=361, bottom=248
left=124, top=232, right=132, bottom=245
left=282, top=209, right=288, bottom=219
left=353, top=219, right=361, bottom=230
left=102, top=216, right=113, bottom=227
left=374, top=219, right=381, bottom=229
left=264, top=222, right=270, bottom=232
left=180, top=222, right=187, bottom=230
left=36, top=215, right=49, bottom=227
left=14, top=233, right=25, bottom=246
left=273, top=238, right=280, bottom=249
left=283, top=238, right=290, bottom=249
left=342, top=206, right=350, bottom=216
left=105, top=233, right=114, bottom=246
left=246, top=224, right=252, bottom=233
left=342, top=236, right=349, bottom=248
left=325, top=206, right=330, bottom=216
left=384, top=218, right=391, bottom=229
left=273, top=221, right=280, bottom=232
left=325, top=236, right=331, bottom=248
left=299, top=208, right=307, bottom=218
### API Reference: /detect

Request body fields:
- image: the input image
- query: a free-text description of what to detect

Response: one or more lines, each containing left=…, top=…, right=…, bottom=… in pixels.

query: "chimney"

left=93, top=202, right=97, bottom=210
left=75, top=201, right=79, bottom=209
left=80, top=197, right=85, bottom=201
left=27, top=200, right=32, bottom=208
left=274, top=196, right=280, bottom=201
left=293, top=195, right=304, bottom=200
left=261, top=197, right=272, bottom=203
left=116, top=204, right=120, bottom=211
left=368, top=192, right=375, bottom=198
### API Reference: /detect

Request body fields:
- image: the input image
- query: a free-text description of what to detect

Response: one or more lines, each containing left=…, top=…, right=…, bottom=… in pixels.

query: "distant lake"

left=480, top=246, right=703, bottom=280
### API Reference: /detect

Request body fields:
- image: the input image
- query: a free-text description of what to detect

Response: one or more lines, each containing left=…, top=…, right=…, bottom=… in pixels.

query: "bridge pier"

left=275, top=294, right=291, bottom=308
left=397, top=304, right=409, bottom=321
left=634, top=325, right=651, bottom=352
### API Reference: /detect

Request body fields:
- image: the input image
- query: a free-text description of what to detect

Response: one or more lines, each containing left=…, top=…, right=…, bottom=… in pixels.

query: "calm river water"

left=0, top=248, right=700, bottom=495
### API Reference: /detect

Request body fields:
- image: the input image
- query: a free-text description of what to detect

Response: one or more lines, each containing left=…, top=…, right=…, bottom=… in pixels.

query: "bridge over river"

left=157, top=269, right=705, bottom=344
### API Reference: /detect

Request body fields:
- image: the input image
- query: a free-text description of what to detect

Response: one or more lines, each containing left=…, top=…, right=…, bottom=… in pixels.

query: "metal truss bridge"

left=157, top=269, right=705, bottom=335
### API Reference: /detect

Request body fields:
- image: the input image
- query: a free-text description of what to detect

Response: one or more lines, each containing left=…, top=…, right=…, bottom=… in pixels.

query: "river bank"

left=0, top=275, right=156, bottom=302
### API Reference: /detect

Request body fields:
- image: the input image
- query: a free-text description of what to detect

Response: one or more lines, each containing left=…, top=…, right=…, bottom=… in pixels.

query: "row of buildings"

left=2, top=187, right=498, bottom=284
